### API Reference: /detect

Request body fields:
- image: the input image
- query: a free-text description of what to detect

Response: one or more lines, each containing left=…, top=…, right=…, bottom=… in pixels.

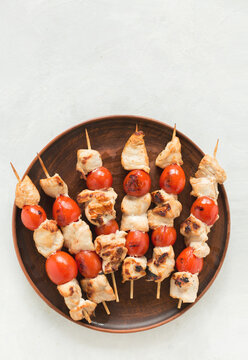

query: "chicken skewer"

left=147, top=125, right=184, bottom=298
left=120, top=124, right=151, bottom=298
left=37, top=154, right=113, bottom=314
left=11, top=162, right=94, bottom=323
left=171, top=139, right=226, bottom=308
left=76, top=129, right=121, bottom=302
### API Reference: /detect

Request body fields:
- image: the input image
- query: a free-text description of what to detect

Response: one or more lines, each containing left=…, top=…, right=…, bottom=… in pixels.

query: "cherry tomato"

left=86, top=167, right=113, bottom=190
left=151, top=226, right=177, bottom=247
left=95, top=219, right=119, bottom=236
left=159, top=164, right=185, bottom=194
left=52, top=195, right=81, bottom=227
left=191, top=196, right=218, bottom=226
left=125, top=231, right=149, bottom=256
left=45, top=251, right=78, bottom=285
left=176, top=247, right=203, bottom=274
left=123, top=170, right=151, bottom=197
left=21, top=205, right=47, bottom=231
left=75, top=251, right=102, bottom=278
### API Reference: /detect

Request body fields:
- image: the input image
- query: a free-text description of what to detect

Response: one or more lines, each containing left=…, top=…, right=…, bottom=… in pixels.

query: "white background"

left=1, top=1, right=247, bottom=359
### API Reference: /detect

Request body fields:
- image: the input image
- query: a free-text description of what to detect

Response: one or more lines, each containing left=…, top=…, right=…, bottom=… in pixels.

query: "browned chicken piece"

left=76, top=149, right=102, bottom=177
left=121, top=214, right=149, bottom=232
left=122, top=256, right=147, bottom=282
left=148, top=199, right=182, bottom=229
left=77, top=188, right=117, bottom=226
left=180, top=214, right=210, bottom=242
left=81, top=274, right=116, bottom=304
left=62, top=219, right=94, bottom=254
left=195, top=154, right=227, bottom=184
left=121, top=131, right=150, bottom=173
left=151, top=189, right=177, bottom=205
left=190, top=176, right=219, bottom=200
left=40, top=173, right=68, bottom=198
left=69, top=299, right=97, bottom=321
left=185, top=239, right=210, bottom=258
left=57, top=279, right=82, bottom=309
left=94, top=231, right=127, bottom=274
left=33, top=219, right=64, bottom=258
left=170, top=272, right=199, bottom=303
left=121, top=193, right=151, bottom=215
left=155, top=136, right=183, bottom=169
left=146, top=246, right=175, bottom=282
left=15, top=175, right=40, bottom=209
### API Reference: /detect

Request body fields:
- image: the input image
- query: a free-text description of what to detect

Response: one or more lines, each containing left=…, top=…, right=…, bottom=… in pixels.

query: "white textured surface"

left=1, top=1, right=247, bottom=359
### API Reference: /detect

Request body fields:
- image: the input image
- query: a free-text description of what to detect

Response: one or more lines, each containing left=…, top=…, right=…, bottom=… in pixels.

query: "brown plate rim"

left=12, top=114, right=230, bottom=333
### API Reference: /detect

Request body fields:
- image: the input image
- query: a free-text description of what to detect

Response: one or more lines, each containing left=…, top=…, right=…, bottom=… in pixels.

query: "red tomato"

left=75, top=251, right=102, bottom=278
left=159, top=164, right=185, bottom=194
left=45, top=251, right=78, bottom=285
left=176, top=247, right=203, bottom=274
left=123, top=170, right=151, bottom=197
left=95, top=219, right=119, bottom=236
left=86, top=167, right=113, bottom=190
left=21, top=205, right=47, bottom=231
left=52, top=195, right=81, bottom=227
left=151, top=226, right=177, bottom=247
left=125, top=231, right=149, bottom=256
left=191, top=196, right=219, bottom=226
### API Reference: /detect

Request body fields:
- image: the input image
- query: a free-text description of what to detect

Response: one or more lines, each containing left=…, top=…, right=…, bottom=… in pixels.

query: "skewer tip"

left=85, top=128, right=91, bottom=150
left=172, top=123, right=176, bottom=140
left=135, top=123, right=138, bottom=132
left=177, top=299, right=182, bottom=309
left=213, top=139, right=219, bottom=158
left=36, top=153, right=50, bottom=178
left=10, top=162, right=21, bottom=182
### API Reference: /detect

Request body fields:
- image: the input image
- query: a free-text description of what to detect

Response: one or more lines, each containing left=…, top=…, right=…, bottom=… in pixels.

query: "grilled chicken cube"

left=121, top=193, right=151, bottom=215
left=15, top=175, right=40, bottom=209
left=151, top=189, right=177, bottom=204
left=185, top=240, right=210, bottom=258
left=95, top=231, right=127, bottom=274
left=195, top=154, right=226, bottom=184
left=190, top=176, right=218, bottom=200
left=69, top=299, right=97, bottom=321
left=33, top=219, right=64, bottom=257
left=122, top=256, right=147, bottom=282
left=121, top=131, right=150, bottom=173
left=81, top=274, right=116, bottom=303
left=62, top=219, right=94, bottom=254
left=57, top=279, right=82, bottom=309
left=121, top=214, right=149, bottom=232
left=155, top=136, right=183, bottom=169
left=76, top=149, right=102, bottom=177
left=148, top=199, right=182, bottom=230
left=40, top=173, right=68, bottom=198
left=170, top=271, right=199, bottom=303
left=147, top=246, right=175, bottom=282
left=180, top=214, right=210, bottom=242
left=77, top=188, right=117, bottom=226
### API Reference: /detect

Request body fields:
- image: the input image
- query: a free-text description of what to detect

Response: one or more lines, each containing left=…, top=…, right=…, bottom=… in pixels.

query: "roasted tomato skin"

left=95, top=219, right=119, bottom=236
left=125, top=231, right=149, bottom=256
left=123, top=170, right=151, bottom=197
left=52, top=195, right=81, bottom=227
left=176, top=247, right=203, bottom=274
left=86, top=167, right=113, bottom=190
left=75, top=251, right=102, bottom=278
left=45, top=251, right=78, bottom=285
left=151, top=226, right=177, bottom=247
left=191, top=196, right=219, bottom=226
left=159, top=164, right=185, bottom=194
left=21, top=205, right=47, bottom=230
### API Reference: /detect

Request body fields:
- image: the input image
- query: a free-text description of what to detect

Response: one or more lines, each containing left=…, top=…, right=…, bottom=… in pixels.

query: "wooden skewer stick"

left=111, top=272, right=119, bottom=302
left=130, top=280, right=134, bottom=299
left=172, top=123, right=176, bottom=140
left=178, top=299, right=182, bottom=309
left=213, top=139, right=219, bottom=158
left=85, top=129, right=91, bottom=150
left=10, top=162, right=21, bottom=182
left=102, top=301, right=110, bottom=315
left=156, top=281, right=161, bottom=299
left=135, top=123, right=138, bottom=132
left=82, top=309, right=91, bottom=323
left=36, top=153, right=50, bottom=178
